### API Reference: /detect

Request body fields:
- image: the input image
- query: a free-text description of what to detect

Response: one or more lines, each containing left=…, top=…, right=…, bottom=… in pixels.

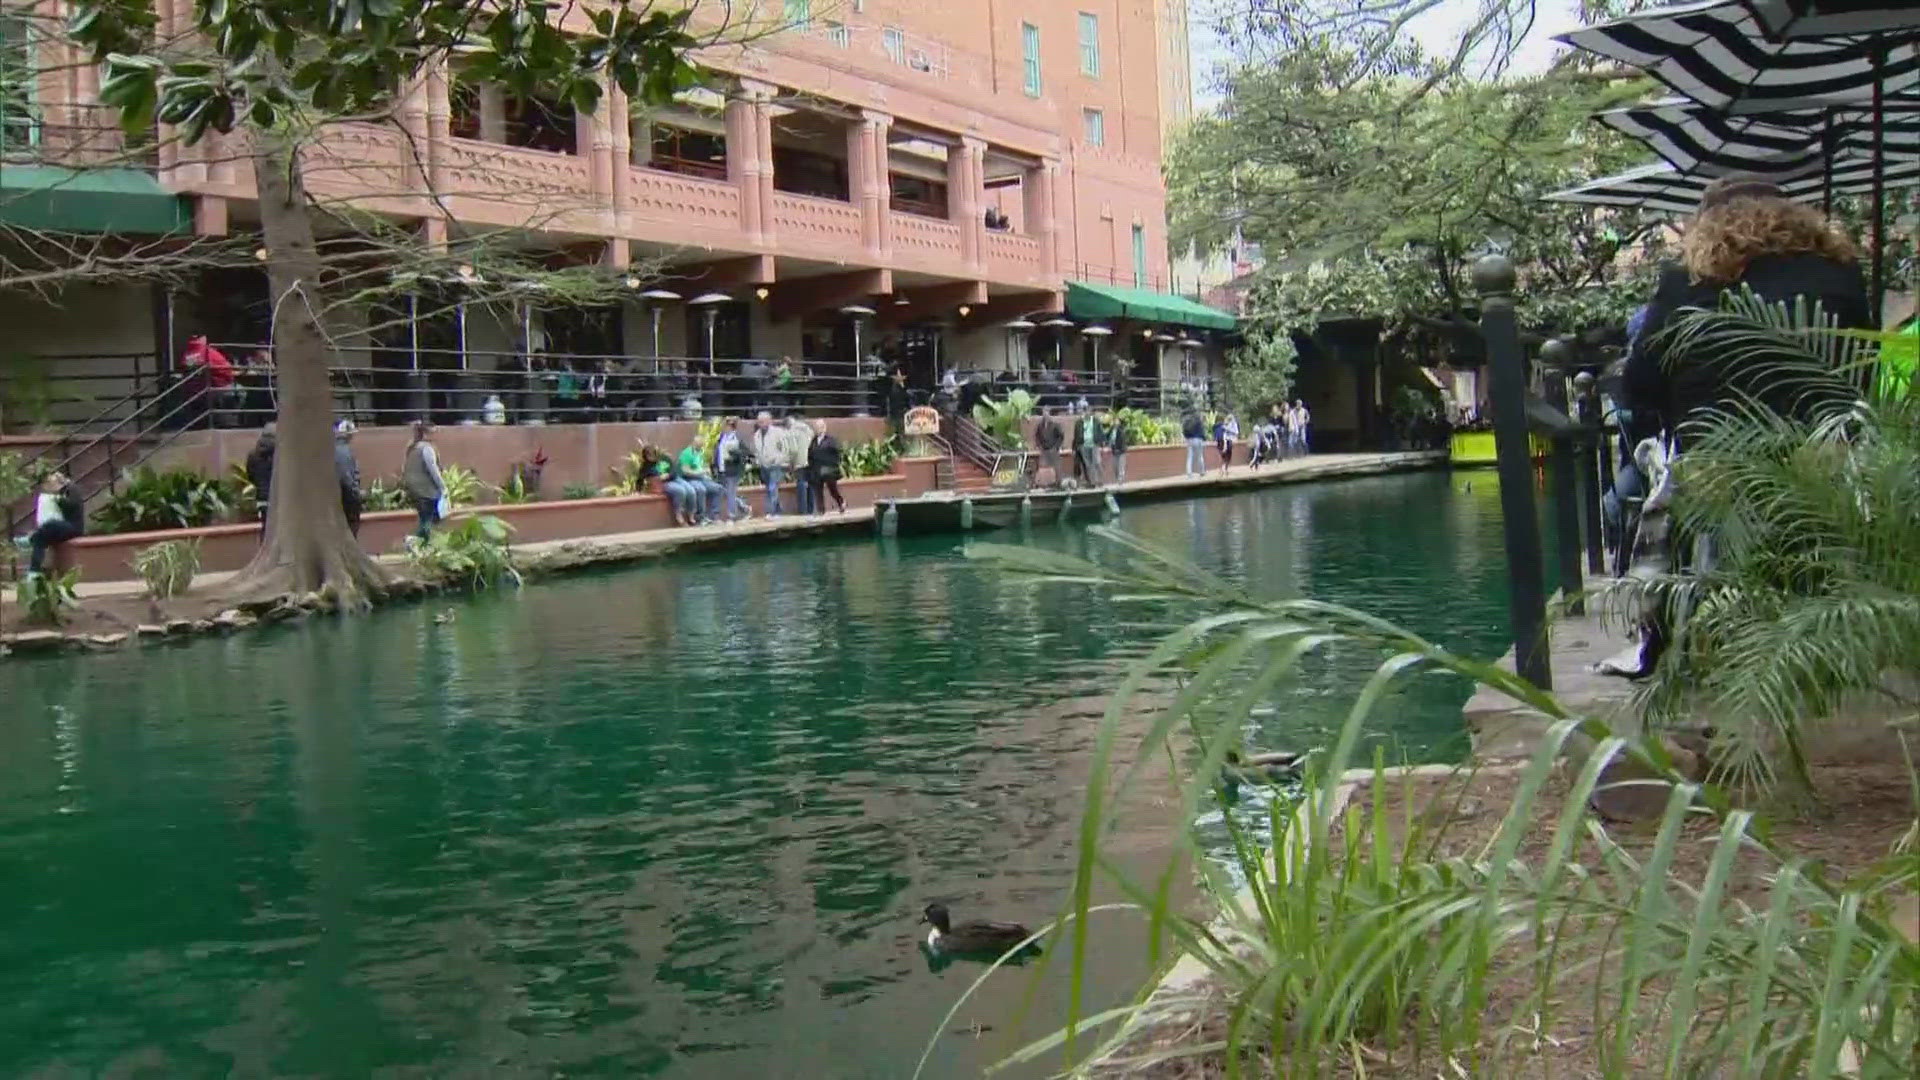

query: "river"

left=0, top=470, right=1529, bottom=1078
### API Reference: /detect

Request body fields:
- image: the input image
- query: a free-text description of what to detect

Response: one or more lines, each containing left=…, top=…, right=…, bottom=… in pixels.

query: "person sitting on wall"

left=22, top=471, right=85, bottom=576
left=653, top=452, right=697, bottom=527
left=677, top=435, right=724, bottom=525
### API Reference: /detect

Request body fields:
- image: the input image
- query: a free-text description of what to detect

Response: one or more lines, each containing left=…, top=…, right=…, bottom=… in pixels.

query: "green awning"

left=1065, top=280, right=1237, bottom=331
left=0, top=165, right=190, bottom=235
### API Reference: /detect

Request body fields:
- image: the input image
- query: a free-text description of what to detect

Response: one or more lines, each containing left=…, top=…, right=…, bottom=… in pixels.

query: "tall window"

left=1082, top=108, right=1104, bottom=147
left=824, top=20, right=850, bottom=47
left=882, top=26, right=906, bottom=64
left=1131, top=224, right=1147, bottom=288
left=783, top=0, right=811, bottom=27
left=0, top=9, right=37, bottom=156
left=1078, top=12, right=1100, bottom=77
left=1020, top=23, right=1041, bottom=97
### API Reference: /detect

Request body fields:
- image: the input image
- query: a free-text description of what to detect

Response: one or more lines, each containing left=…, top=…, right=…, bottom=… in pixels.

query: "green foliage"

left=131, top=538, right=201, bottom=599
left=436, top=464, right=481, bottom=508
left=0, top=450, right=32, bottom=508
left=1610, top=292, right=1912, bottom=792
left=17, top=568, right=81, bottom=626
left=1222, top=325, right=1298, bottom=413
left=72, top=0, right=703, bottom=145
left=959, top=528, right=1920, bottom=1078
left=971, top=390, right=1035, bottom=449
left=0, top=355, right=55, bottom=433
left=92, top=466, right=233, bottom=534
left=841, top=436, right=900, bottom=479
left=492, top=473, right=537, bottom=505
left=561, top=483, right=600, bottom=500
left=405, top=514, right=520, bottom=591
left=363, top=478, right=411, bottom=511
left=1109, top=408, right=1180, bottom=447
left=609, top=445, right=664, bottom=493
left=1174, top=41, right=1659, bottom=342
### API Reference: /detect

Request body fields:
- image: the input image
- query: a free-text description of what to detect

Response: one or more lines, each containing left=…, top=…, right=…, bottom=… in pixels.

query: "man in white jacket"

left=783, top=416, right=815, bottom=516
left=750, top=411, right=785, bottom=517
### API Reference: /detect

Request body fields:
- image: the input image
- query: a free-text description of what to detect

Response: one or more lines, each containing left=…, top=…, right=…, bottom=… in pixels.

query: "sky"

left=1190, top=0, right=1589, bottom=107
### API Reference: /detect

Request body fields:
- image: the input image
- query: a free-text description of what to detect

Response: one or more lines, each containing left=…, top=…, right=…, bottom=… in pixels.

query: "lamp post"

left=843, top=304, right=877, bottom=416
left=691, top=292, right=730, bottom=376
left=638, top=287, right=681, bottom=372
left=1476, top=254, right=1551, bottom=689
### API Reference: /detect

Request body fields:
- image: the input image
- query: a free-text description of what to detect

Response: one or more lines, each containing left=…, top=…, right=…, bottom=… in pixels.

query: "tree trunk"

left=224, top=136, right=391, bottom=606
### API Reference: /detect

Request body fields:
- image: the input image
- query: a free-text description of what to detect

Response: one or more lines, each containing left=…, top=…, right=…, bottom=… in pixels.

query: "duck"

left=921, top=903, right=1039, bottom=957
left=1220, top=749, right=1308, bottom=786
left=432, top=610, right=456, bottom=625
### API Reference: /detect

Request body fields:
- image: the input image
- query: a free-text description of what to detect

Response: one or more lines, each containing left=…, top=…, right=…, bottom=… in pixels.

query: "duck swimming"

left=1221, top=749, right=1307, bottom=786
left=921, top=903, right=1039, bottom=956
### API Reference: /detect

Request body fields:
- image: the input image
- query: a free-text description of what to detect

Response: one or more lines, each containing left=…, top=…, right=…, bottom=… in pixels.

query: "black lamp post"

left=1477, top=255, right=1551, bottom=689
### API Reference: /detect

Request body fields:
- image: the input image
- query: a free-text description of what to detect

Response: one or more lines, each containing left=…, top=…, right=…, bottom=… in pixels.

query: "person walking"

left=784, top=416, right=816, bottom=516
left=1290, top=400, right=1311, bottom=456
left=23, top=471, right=84, bottom=575
left=402, top=419, right=448, bottom=542
left=751, top=411, right=786, bottom=516
left=678, top=436, right=723, bottom=524
left=1215, top=412, right=1239, bottom=474
left=714, top=417, right=752, bottom=522
left=1034, top=406, right=1065, bottom=488
left=808, top=425, right=847, bottom=513
left=1074, top=409, right=1105, bottom=488
left=1106, top=410, right=1131, bottom=485
left=334, top=419, right=363, bottom=538
left=245, top=423, right=277, bottom=522
left=1181, top=407, right=1206, bottom=477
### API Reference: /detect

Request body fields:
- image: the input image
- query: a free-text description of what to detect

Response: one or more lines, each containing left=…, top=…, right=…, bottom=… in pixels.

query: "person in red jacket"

left=178, top=335, right=236, bottom=428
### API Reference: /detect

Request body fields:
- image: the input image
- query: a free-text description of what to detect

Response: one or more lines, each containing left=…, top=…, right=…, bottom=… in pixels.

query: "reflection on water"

left=0, top=471, right=1522, bottom=1078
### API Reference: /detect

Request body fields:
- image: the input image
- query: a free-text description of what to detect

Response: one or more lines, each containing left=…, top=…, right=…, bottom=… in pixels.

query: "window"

left=883, top=26, right=906, bottom=64
left=888, top=173, right=949, bottom=218
left=1020, top=22, right=1041, bottom=97
left=647, top=125, right=727, bottom=180
left=783, top=0, right=811, bottom=27
left=1082, top=108, right=1104, bottom=147
left=1078, top=12, right=1100, bottom=77
left=0, top=10, right=38, bottom=156
left=824, top=20, right=849, bottom=47
left=1131, top=224, right=1147, bottom=288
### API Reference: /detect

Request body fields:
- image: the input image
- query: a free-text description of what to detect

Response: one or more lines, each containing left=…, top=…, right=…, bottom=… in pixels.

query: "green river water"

left=0, top=470, right=1533, bottom=1079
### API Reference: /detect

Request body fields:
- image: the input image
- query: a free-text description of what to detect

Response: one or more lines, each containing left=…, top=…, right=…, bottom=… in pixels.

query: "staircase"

left=933, top=415, right=1006, bottom=493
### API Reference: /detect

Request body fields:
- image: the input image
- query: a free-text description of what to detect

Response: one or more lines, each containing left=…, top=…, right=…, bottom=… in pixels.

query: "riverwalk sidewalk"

left=20, top=450, right=1445, bottom=602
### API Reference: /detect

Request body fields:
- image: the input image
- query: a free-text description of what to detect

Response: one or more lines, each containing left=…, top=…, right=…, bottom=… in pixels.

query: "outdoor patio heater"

left=637, top=286, right=681, bottom=372
left=1002, top=318, right=1035, bottom=378
left=691, top=292, right=731, bottom=375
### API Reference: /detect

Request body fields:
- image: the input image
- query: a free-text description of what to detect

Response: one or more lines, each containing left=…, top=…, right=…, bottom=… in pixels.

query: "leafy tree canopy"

left=1172, top=38, right=1664, bottom=346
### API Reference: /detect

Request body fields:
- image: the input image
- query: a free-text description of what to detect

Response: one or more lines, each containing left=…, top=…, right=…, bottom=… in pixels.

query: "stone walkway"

left=1463, top=595, right=1642, bottom=760
left=23, top=450, right=1445, bottom=602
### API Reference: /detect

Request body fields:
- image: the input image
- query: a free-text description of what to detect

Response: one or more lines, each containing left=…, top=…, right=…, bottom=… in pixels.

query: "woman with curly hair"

left=1621, top=178, right=1872, bottom=442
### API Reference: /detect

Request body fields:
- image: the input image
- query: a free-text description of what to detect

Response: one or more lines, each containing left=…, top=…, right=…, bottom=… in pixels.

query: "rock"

left=189, top=619, right=215, bottom=633
left=82, top=632, right=128, bottom=650
left=213, top=609, right=249, bottom=629
left=164, top=619, right=195, bottom=635
left=135, top=624, right=167, bottom=637
left=237, top=598, right=281, bottom=616
left=2, top=630, right=67, bottom=653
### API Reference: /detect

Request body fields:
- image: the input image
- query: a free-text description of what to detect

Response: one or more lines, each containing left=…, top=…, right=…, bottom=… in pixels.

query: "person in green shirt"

left=1074, top=411, right=1106, bottom=487
left=678, top=439, right=723, bottom=524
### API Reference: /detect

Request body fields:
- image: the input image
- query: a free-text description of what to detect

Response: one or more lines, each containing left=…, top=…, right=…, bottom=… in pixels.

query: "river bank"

left=1, top=450, right=1446, bottom=658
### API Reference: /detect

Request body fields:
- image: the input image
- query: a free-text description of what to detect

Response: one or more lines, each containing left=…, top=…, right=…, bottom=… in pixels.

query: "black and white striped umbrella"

left=1557, top=0, right=1920, bottom=114
left=1545, top=154, right=1920, bottom=216
left=1744, top=0, right=1920, bottom=40
left=1593, top=93, right=1920, bottom=176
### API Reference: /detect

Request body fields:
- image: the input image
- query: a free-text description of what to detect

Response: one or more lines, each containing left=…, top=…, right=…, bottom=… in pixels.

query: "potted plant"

left=510, top=447, right=548, bottom=498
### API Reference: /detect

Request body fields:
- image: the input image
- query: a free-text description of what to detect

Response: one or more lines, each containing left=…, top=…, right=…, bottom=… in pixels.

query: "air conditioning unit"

left=908, top=50, right=932, bottom=72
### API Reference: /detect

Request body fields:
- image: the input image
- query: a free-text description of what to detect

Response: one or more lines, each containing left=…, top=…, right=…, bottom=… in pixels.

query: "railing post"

left=1475, top=255, right=1551, bottom=689
left=1573, top=370, right=1607, bottom=575
left=1540, top=338, right=1585, bottom=617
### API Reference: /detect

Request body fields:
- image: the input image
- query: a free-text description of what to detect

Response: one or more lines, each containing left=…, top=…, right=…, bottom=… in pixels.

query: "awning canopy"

left=1544, top=154, right=1920, bottom=215
left=0, top=165, right=191, bottom=235
left=1593, top=94, right=1920, bottom=177
left=1556, top=0, right=1920, bottom=114
left=1747, top=0, right=1920, bottom=40
left=1065, top=281, right=1237, bottom=331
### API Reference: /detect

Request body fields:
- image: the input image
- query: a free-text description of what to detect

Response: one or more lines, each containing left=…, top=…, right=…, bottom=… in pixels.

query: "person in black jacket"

left=808, top=427, right=846, bottom=512
left=25, top=471, right=85, bottom=575
left=1621, top=178, right=1872, bottom=447
left=245, top=424, right=277, bottom=523
left=1033, top=406, right=1065, bottom=487
left=1181, top=408, right=1206, bottom=477
left=1105, top=410, right=1132, bottom=484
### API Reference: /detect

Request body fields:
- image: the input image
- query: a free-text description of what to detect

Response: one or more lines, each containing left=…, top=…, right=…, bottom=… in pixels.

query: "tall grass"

left=959, top=527, right=1920, bottom=1078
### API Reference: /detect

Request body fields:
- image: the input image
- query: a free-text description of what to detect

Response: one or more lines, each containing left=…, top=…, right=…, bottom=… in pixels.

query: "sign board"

left=903, top=406, right=942, bottom=436
left=990, top=450, right=1031, bottom=492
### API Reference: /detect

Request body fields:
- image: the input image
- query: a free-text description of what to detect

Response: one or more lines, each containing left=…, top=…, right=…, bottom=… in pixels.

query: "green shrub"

left=224, top=461, right=258, bottom=518
left=363, top=478, right=411, bottom=511
left=0, top=450, right=32, bottom=507
left=437, top=464, right=482, bottom=507
left=493, top=473, right=537, bottom=505
left=971, top=390, right=1035, bottom=448
left=131, top=538, right=201, bottom=599
left=1111, top=407, right=1180, bottom=446
left=842, top=436, right=900, bottom=479
left=17, top=568, right=80, bottom=625
left=406, top=514, right=520, bottom=591
left=92, top=466, right=233, bottom=534
left=561, top=483, right=600, bottom=500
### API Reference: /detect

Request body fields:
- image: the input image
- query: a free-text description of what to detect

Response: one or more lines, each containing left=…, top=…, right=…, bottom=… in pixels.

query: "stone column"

left=724, top=91, right=763, bottom=243
left=753, top=92, right=777, bottom=246
left=609, top=85, right=631, bottom=214
left=478, top=86, right=508, bottom=144
left=962, top=137, right=987, bottom=275
left=423, top=60, right=451, bottom=249
left=847, top=115, right=873, bottom=252
left=866, top=110, right=893, bottom=259
left=949, top=138, right=980, bottom=271
left=1037, top=158, right=1062, bottom=283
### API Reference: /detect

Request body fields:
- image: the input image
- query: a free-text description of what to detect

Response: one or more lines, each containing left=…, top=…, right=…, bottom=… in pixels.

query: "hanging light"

left=956, top=304, right=971, bottom=317
left=755, top=286, right=771, bottom=300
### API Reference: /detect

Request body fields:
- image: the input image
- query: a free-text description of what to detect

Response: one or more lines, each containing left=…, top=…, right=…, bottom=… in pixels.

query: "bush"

left=92, top=466, right=233, bottom=534
left=842, top=436, right=900, bottom=479
left=406, top=514, right=520, bottom=591
left=493, top=473, right=537, bottom=505
left=17, top=568, right=80, bottom=626
left=1111, top=407, right=1180, bottom=446
left=561, top=483, right=600, bottom=500
left=363, top=478, right=411, bottom=511
left=131, top=538, right=201, bottom=599
left=972, top=390, right=1035, bottom=448
left=437, top=464, right=482, bottom=507
left=224, top=461, right=258, bottom=519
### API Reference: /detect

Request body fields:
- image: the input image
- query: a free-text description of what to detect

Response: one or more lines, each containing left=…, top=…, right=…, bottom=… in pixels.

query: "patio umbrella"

left=1545, top=154, right=1920, bottom=215
left=1745, top=0, right=1920, bottom=40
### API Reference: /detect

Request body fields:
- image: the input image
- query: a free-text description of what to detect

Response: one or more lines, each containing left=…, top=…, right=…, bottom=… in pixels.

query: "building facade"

left=2, top=0, right=1229, bottom=424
